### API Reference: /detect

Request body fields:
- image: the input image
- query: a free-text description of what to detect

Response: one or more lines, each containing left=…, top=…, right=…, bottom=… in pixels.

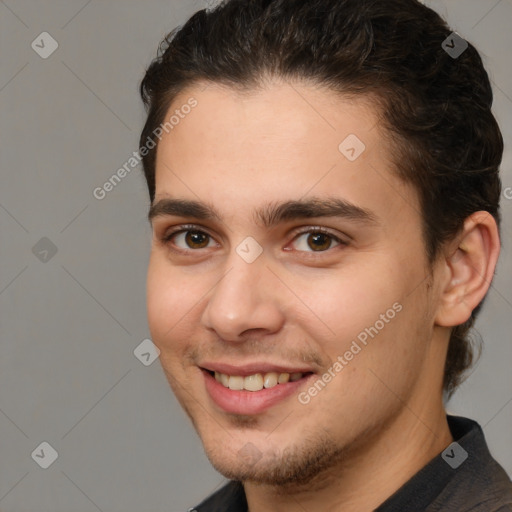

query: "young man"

left=139, top=0, right=512, bottom=510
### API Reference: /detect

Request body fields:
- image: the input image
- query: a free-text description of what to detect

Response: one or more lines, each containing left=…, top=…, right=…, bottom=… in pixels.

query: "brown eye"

left=307, top=232, right=333, bottom=251
left=164, top=229, right=215, bottom=250
left=184, top=231, right=210, bottom=249
left=291, top=229, right=344, bottom=253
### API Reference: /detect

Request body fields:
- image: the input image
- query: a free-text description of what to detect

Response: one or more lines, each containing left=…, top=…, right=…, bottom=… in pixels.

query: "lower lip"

left=203, top=370, right=313, bottom=415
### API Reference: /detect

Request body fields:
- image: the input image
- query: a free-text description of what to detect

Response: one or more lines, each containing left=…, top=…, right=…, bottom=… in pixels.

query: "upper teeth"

left=214, top=371, right=304, bottom=391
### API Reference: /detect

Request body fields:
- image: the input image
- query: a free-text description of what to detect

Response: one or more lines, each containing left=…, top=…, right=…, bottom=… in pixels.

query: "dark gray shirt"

left=192, top=415, right=512, bottom=511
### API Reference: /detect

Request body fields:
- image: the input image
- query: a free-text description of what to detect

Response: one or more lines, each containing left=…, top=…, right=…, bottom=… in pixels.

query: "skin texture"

left=146, top=80, right=500, bottom=511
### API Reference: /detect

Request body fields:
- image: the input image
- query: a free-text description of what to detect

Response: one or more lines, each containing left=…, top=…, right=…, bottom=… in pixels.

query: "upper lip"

left=200, top=361, right=316, bottom=377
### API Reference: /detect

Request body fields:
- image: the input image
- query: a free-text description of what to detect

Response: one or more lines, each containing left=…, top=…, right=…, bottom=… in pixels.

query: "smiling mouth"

left=204, top=369, right=313, bottom=392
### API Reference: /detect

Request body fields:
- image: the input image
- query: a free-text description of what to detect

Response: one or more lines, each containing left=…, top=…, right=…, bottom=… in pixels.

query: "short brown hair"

left=139, top=0, right=503, bottom=396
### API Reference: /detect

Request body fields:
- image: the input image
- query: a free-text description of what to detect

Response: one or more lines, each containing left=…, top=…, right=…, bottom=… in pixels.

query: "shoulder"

left=428, top=416, right=512, bottom=511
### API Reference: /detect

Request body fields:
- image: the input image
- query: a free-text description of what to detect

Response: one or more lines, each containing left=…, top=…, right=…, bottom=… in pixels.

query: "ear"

left=435, top=211, right=501, bottom=328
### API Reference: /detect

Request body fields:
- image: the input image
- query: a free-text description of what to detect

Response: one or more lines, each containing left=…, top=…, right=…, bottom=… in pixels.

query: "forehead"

left=157, top=80, right=379, bottom=163
left=153, top=80, right=419, bottom=230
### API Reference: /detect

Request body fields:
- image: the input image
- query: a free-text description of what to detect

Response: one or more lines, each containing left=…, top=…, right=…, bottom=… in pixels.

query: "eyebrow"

left=148, top=196, right=379, bottom=228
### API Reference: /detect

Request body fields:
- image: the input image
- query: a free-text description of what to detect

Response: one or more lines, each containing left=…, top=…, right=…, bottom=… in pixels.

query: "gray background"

left=0, top=0, right=511, bottom=511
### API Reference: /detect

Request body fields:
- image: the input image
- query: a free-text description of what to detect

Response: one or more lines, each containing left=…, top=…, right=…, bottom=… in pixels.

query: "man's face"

left=147, top=80, right=443, bottom=485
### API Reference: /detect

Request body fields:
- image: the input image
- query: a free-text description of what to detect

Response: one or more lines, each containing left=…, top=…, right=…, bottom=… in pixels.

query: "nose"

left=200, top=251, right=285, bottom=342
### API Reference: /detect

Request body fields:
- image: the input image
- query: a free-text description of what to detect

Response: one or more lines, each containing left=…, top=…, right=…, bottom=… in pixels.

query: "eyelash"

left=160, top=224, right=348, bottom=255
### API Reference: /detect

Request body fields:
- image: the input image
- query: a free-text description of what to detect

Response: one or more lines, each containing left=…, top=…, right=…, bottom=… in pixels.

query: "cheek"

left=293, top=263, right=405, bottom=343
left=146, top=254, right=198, bottom=347
left=298, top=259, right=427, bottom=394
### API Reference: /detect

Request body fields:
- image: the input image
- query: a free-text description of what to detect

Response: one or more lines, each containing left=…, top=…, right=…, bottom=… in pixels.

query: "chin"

left=200, top=428, right=348, bottom=487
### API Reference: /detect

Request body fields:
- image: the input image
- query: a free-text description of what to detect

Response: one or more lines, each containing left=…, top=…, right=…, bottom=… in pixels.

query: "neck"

left=244, top=398, right=453, bottom=512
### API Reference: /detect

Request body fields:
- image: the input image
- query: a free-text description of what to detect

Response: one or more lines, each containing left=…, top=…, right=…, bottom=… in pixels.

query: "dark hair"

left=139, top=0, right=503, bottom=396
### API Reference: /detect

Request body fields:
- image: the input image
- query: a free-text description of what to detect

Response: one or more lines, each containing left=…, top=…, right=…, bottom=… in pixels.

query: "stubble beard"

left=200, top=419, right=364, bottom=491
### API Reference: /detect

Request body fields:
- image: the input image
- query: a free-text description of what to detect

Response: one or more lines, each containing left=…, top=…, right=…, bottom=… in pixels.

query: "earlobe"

left=435, top=211, right=500, bottom=328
